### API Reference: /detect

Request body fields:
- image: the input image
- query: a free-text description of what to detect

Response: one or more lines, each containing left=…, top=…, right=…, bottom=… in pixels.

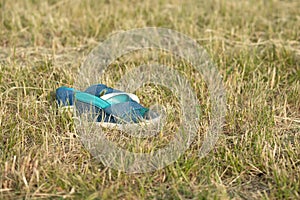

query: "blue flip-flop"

left=56, top=85, right=160, bottom=128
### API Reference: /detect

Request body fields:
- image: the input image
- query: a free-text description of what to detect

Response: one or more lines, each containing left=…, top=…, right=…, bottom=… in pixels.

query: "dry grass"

left=0, top=0, right=300, bottom=199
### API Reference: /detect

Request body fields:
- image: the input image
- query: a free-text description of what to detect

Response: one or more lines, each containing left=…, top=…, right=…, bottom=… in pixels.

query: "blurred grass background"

left=0, top=0, right=299, bottom=199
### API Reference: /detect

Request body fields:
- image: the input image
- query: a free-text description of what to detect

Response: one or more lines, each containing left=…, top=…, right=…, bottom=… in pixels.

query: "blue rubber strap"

left=76, top=92, right=133, bottom=108
left=75, top=91, right=111, bottom=109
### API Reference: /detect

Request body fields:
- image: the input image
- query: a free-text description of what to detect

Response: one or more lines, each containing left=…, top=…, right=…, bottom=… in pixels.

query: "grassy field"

left=0, top=0, right=300, bottom=199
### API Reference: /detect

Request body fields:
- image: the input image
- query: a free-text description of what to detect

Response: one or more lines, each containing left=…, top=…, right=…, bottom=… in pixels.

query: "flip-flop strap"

left=75, top=91, right=111, bottom=109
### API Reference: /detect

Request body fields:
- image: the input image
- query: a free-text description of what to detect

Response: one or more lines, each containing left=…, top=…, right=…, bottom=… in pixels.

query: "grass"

left=0, top=0, right=299, bottom=199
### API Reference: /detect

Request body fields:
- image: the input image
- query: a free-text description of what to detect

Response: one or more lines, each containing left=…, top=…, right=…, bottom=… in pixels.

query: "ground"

left=0, top=0, right=299, bottom=199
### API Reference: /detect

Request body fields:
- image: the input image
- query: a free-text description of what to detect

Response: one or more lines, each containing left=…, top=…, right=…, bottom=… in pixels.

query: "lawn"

left=0, top=0, right=299, bottom=199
